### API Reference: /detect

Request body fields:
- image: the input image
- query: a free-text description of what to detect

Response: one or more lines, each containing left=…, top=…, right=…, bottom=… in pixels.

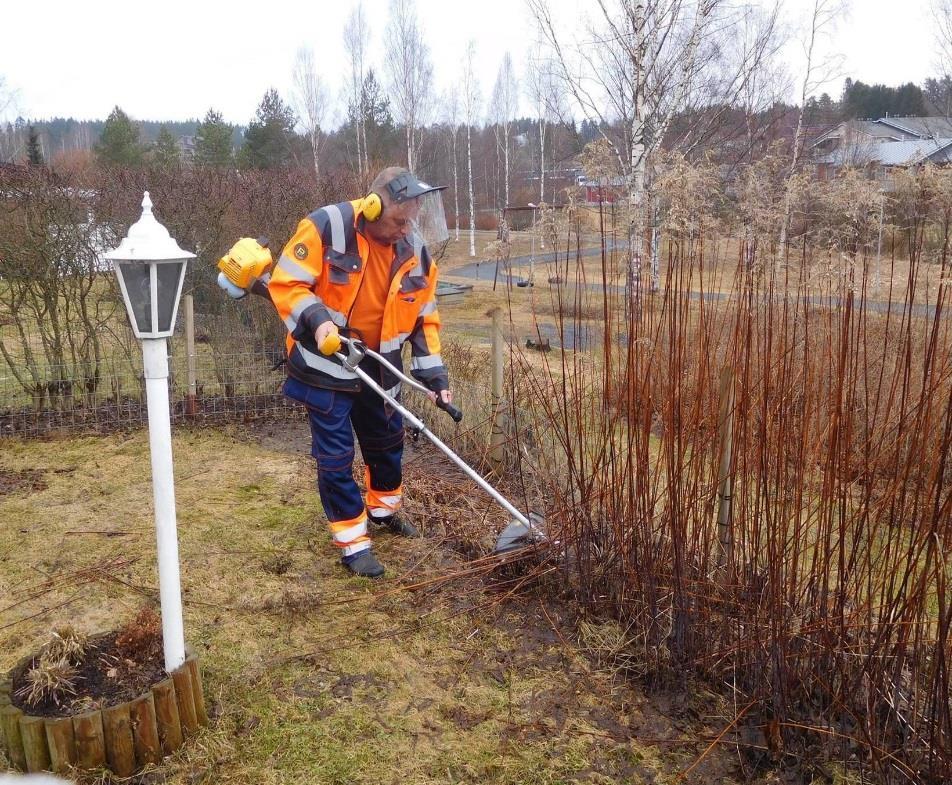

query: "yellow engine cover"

left=217, top=238, right=273, bottom=289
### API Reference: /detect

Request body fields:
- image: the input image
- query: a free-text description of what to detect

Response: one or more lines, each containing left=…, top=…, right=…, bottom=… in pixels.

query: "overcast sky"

left=0, top=0, right=939, bottom=126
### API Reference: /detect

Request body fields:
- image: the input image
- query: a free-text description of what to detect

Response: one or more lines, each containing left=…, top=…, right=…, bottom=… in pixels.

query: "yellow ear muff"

left=363, top=192, right=383, bottom=221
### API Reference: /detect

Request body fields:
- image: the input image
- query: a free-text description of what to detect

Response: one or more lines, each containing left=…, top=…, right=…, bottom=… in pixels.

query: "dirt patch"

left=242, top=417, right=312, bottom=456
left=0, top=467, right=47, bottom=495
left=11, top=611, right=166, bottom=718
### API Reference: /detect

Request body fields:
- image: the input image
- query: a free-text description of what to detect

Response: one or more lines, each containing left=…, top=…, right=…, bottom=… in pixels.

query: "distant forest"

left=2, top=73, right=952, bottom=220
left=10, top=117, right=245, bottom=159
left=7, top=75, right=951, bottom=164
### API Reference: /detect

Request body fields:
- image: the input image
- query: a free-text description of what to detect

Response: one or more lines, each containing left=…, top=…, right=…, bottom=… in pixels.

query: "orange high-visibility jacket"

left=268, top=199, right=448, bottom=396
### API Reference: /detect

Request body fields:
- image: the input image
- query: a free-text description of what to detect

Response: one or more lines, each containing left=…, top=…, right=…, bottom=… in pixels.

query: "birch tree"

left=780, top=0, right=845, bottom=248
left=525, top=48, right=563, bottom=206
left=343, top=4, right=370, bottom=176
left=489, top=53, right=518, bottom=209
left=384, top=0, right=433, bottom=171
left=932, top=0, right=952, bottom=95
left=732, top=3, right=788, bottom=159
left=461, top=41, right=481, bottom=257
left=528, top=0, right=733, bottom=297
left=441, top=90, right=463, bottom=241
left=291, top=47, right=332, bottom=180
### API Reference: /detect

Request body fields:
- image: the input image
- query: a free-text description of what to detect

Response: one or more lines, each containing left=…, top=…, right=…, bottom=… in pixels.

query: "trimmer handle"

left=436, top=397, right=463, bottom=423
left=318, top=331, right=342, bottom=356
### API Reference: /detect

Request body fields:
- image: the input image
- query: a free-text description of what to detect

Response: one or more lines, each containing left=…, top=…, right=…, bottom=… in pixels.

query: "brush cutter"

left=214, top=238, right=545, bottom=554
left=317, top=332, right=546, bottom=555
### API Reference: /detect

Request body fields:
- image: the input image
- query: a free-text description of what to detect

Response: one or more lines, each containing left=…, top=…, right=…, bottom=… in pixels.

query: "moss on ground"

left=0, top=427, right=738, bottom=784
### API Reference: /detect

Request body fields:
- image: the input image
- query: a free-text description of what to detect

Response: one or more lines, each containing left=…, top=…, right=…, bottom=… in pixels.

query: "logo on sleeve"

left=294, top=243, right=308, bottom=261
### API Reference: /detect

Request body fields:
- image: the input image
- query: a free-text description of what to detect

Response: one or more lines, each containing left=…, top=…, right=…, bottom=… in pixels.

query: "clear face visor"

left=407, top=190, right=449, bottom=256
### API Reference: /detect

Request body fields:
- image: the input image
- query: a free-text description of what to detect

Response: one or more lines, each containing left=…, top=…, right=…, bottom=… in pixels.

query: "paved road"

left=450, top=241, right=626, bottom=283
left=446, top=250, right=941, bottom=350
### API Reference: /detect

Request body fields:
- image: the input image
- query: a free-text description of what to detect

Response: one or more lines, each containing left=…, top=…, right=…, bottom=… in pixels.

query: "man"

left=268, top=167, right=452, bottom=578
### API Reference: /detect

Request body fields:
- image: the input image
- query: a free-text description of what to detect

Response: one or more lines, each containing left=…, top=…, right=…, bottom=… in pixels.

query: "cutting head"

left=494, top=513, right=547, bottom=554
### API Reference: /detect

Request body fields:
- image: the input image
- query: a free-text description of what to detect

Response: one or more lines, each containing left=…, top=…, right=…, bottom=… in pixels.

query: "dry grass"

left=0, top=426, right=744, bottom=784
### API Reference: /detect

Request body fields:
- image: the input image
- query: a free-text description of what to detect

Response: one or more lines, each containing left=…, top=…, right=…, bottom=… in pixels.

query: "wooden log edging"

left=0, top=649, right=207, bottom=774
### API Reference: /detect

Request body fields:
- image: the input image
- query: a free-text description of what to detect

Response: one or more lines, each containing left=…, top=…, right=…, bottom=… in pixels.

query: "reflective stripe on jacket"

left=268, top=200, right=449, bottom=395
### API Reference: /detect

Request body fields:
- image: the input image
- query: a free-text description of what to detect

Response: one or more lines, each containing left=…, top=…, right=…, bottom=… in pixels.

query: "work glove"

left=427, top=389, right=453, bottom=405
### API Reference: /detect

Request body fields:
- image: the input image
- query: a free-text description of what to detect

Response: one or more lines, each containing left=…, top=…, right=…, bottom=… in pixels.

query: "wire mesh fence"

left=0, top=298, right=500, bottom=444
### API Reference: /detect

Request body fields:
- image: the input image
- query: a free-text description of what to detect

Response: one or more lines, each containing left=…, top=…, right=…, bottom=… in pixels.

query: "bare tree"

left=732, top=3, right=788, bottom=158
left=384, top=0, right=434, bottom=171
left=441, top=90, right=463, bottom=241
left=525, top=48, right=563, bottom=207
left=788, top=1, right=846, bottom=176
left=291, top=47, right=332, bottom=180
left=934, top=0, right=952, bottom=78
left=490, top=52, right=519, bottom=209
left=0, top=75, right=15, bottom=120
left=528, top=0, right=727, bottom=296
left=343, top=4, right=370, bottom=176
left=0, top=76, right=23, bottom=163
left=781, top=0, right=846, bottom=247
left=461, top=41, right=481, bottom=257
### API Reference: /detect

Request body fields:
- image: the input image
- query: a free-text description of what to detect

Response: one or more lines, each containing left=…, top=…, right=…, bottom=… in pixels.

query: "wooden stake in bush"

left=715, top=365, right=735, bottom=571
left=185, top=294, right=198, bottom=417
left=488, top=307, right=508, bottom=475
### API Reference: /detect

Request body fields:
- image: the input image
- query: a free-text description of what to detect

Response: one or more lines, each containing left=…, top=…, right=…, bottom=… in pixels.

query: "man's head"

left=363, top=167, right=448, bottom=247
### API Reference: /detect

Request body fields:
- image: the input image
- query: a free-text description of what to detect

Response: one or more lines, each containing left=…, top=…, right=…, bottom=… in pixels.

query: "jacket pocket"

left=393, top=294, right=421, bottom=334
left=325, top=249, right=362, bottom=285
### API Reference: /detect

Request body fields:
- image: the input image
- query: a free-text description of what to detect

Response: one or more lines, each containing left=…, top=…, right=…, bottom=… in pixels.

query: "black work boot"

left=371, top=512, right=421, bottom=538
left=342, top=549, right=385, bottom=578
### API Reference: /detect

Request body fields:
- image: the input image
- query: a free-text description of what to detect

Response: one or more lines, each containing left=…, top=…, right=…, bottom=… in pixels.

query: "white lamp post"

left=105, top=191, right=194, bottom=672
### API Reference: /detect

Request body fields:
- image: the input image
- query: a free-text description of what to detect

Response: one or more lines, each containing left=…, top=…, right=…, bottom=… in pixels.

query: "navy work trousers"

left=284, top=376, right=404, bottom=530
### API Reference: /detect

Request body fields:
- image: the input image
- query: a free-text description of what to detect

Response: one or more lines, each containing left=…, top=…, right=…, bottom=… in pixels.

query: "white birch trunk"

left=504, top=134, right=510, bottom=208
left=626, top=1, right=648, bottom=301
left=539, top=118, right=546, bottom=249
left=312, top=132, right=320, bottom=179
left=467, top=122, right=476, bottom=257
left=453, top=127, right=461, bottom=241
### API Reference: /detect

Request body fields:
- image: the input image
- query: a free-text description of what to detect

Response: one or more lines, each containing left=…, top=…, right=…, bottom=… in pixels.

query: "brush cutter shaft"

left=335, top=338, right=532, bottom=528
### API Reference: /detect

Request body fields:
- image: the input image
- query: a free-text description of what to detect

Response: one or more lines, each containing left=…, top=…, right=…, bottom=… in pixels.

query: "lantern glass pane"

left=118, top=262, right=152, bottom=333
left=156, top=261, right=184, bottom=333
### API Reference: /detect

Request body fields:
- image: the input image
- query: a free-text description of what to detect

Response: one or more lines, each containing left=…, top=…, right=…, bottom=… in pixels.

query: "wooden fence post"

left=184, top=294, right=198, bottom=417
left=488, top=308, right=507, bottom=475
left=715, top=366, right=735, bottom=571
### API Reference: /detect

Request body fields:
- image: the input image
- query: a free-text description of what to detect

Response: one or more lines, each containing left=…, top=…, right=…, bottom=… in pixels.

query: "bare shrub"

left=508, top=160, right=952, bottom=782
left=15, top=624, right=88, bottom=709
left=0, top=164, right=123, bottom=411
left=17, top=660, right=79, bottom=709
left=44, top=624, right=88, bottom=665
left=115, top=606, right=162, bottom=663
